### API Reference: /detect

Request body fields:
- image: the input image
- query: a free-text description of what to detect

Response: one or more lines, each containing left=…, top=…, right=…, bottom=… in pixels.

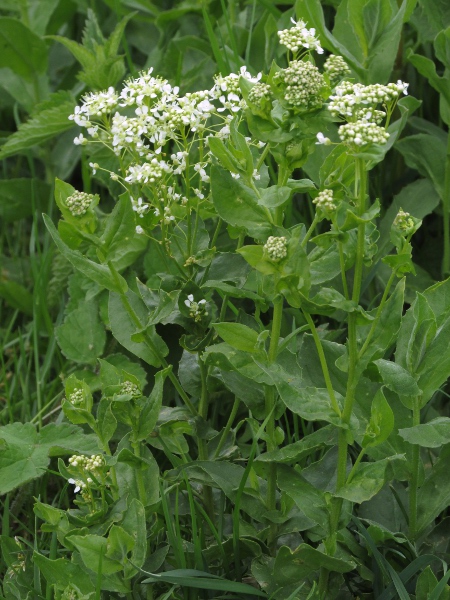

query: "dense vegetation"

left=1, top=1, right=450, bottom=598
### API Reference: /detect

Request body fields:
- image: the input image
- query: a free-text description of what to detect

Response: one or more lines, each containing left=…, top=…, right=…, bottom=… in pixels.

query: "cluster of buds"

left=248, top=83, right=273, bottom=110
left=275, top=60, right=326, bottom=109
left=264, top=236, right=288, bottom=262
left=184, top=294, right=208, bottom=322
left=67, top=454, right=106, bottom=499
left=338, top=121, right=389, bottom=147
left=393, top=208, right=416, bottom=236
left=67, top=388, right=84, bottom=406
left=278, top=18, right=323, bottom=54
left=120, top=380, right=141, bottom=398
left=324, top=54, right=351, bottom=81
left=66, top=191, right=95, bottom=216
left=313, top=189, right=338, bottom=217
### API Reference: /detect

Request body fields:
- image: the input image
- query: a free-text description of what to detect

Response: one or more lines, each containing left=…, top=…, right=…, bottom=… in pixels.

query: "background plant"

left=2, top=1, right=450, bottom=599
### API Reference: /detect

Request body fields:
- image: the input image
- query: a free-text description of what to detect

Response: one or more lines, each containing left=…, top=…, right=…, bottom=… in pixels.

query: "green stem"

left=302, top=311, right=341, bottom=416
left=131, top=438, right=147, bottom=505
left=301, top=214, right=320, bottom=248
left=320, top=158, right=367, bottom=598
left=409, top=396, right=421, bottom=541
left=108, top=263, right=196, bottom=415
left=359, top=269, right=397, bottom=359
left=442, top=131, right=450, bottom=277
left=198, top=358, right=214, bottom=518
left=346, top=448, right=365, bottom=484
left=338, top=241, right=350, bottom=300
left=265, top=295, right=283, bottom=550
left=213, top=396, right=240, bottom=459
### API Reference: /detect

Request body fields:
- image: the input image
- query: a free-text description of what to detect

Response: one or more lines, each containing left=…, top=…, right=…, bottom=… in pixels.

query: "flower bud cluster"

left=248, top=83, right=273, bottom=109
left=353, top=107, right=386, bottom=124
left=278, top=18, right=323, bottom=54
left=275, top=60, right=326, bottom=109
left=68, top=388, right=84, bottom=406
left=211, top=67, right=262, bottom=98
left=69, top=87, right=118, bottom=123
left=313, top=189, right=338, bottom=216
left=66, top=191, right=95, bottom=216
left=184, top=294, right=208, bottom=322
left=393, top=208, right=416, bottom=236
left=324, top=54, right=350, bottom=80
left=120, top=381, right=141, bottom=398
left=264, top=236, right=288, bottom=262
left=125, top=157, right=172, bottom=184
left=68, top=454, right=104, bottom=471
left=339, top=121, right=389, bottom=147
left=329, top=81, right=408, bottom=118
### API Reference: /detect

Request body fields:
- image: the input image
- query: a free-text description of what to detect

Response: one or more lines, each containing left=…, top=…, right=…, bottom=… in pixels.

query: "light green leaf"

left=399, top=418, right=450, bottom=448
left=211, top=165, right=272, bottom=238
left=135, top=368, right=170, bottom=441
left=416, top=449, right=450, bottom=535
left=0, top=423, right=99, bottom=494
left=373, top=359, right=421, bottom=398
left=256, top=425, right=337, bottom=463
left=0, top=91, right=76, bottom=158
left=32, top=554, right=95, bottom=594
left=108, top=290, right=168, bottom=367
left=362, top=387, right=395, bottom=449
left=336, top=456, right=406, bottom=503
left=212, top=322, right=260, bottom=354
left=56, top=301, right=106, bottom=364
left=44, top=214, right=128, bottom=294
left=66, top=535, right=122, bottom=575
left=0, top=18, right=47, bottom=80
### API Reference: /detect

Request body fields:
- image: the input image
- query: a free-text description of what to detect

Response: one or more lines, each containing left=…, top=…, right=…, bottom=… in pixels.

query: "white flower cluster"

left=248, top=83, right=273, bottom=109
left=184, top=294, right=208, bottom=322
left=120, top=381, right=141, bottom=398
left=393, top=208, right=415, bottom=235
left=264, top=236, right=288, bottom=262
left=69, top=87, right=118, bottom=125
left=329, top=81, right=408, bottom=119
left=339, top=121, right=389, bottom=147
left=154, top=206, right=175, bottom=224
left=313, top=189, right=338, bottom=216
left=323, top=54, right=350, bottom=80
left=275, top=60, right=326, bottom=109
left=66, top=191, right=95, bottom=216
left=125, top=157, right=172, bottom=184
left=67, top=454, right=105, bottom=494
left=211, top=67, right=261, bottom=98
left=278, top=18, right=323, bottom=54
left=68, top=388, right=84, bottom=406
left=119, top=68, right=173, bottom=106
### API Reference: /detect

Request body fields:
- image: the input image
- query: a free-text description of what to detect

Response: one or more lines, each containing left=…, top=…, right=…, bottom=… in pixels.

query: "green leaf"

left=135, top=368, right=170, bottom=441
left=362, top=387, right=395, bottom=449
left=210, top=165, right=272, bottom=239
left=0, top=178, right=50, bottom=222
left=121, top=498, right=146, bottom=578
left=256, top=425, right=337, bottom=463
left=336, top=456, right=406, bottom=503
left=212, top=322, right=260, bottom=354
left=32, top=554, right=95, bottom=594
left=277, top=464, right=330, bottom=534
left=373, top=359, right=421, bottom=399
left=416, top=449, right=450, bottom=535
left=66, top=534, right=122, bottom=575
left=99, top=194, right=147, bottom=270
left=0, top=18, right=47, bottom=81
left=395, top=133, right=447, bottom=198
left=44, top=214, right=128, bottom=294
left=398, top=418, right=450, bottom=448
left=108, top=290, right=168, bottom=367
left=407, top=51, right=450, bottom=124
left=56, top=300, right=106, bottom=364
left=0, top=423, right=99, bottom=494
left=28, top=0, right=60, bottom=36
left=0, top=91, right=76, bottom=158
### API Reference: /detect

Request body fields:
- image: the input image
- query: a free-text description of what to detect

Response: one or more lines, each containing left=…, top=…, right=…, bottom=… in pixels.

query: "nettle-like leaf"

left=0, top=91, right=76, bottom=159
left=49, top=11, right=134, bottom=90
left=0, top=423, right=99, bottom=494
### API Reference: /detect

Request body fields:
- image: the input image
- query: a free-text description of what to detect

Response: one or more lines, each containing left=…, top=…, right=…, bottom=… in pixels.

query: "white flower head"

left=316, top=132, right=331, bottom=145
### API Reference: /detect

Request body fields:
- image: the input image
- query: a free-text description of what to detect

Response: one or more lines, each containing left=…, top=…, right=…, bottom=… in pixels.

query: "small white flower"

left=136, top=225, right=144, bottom=234
left=68, top=478, right=81, bottom=493
left=184, top=294, right=195, bottom=307
left=89, top=162, right=98, bottom=174
left=316, top=132, right=331, bottom=145
left=73, top=133, right=87, bottom=146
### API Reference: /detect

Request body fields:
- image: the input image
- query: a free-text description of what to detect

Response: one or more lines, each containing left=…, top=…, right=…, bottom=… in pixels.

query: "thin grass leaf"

left=202, top=9, right=229, bottom=75
left=140, top=568, right=266, bottom=596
